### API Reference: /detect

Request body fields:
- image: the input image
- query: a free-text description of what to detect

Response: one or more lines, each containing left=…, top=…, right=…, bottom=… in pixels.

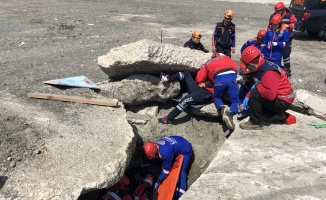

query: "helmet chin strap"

left=247, top=62, right=257, bottom=68
left=247, top=55, right=264, bottom=71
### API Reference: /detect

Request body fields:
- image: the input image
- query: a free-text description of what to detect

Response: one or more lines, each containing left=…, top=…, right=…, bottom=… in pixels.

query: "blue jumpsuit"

left=260, top=28, right=290, bottom=67
left=156, top=136, right=193, bottom=198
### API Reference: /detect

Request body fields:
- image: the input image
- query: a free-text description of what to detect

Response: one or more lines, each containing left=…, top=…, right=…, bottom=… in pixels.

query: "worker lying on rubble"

left=143, top=135, right=193, bottom=199
left=158, top=70, right=213, bottom=124
left=239, top=46, right=295, bottom=130
left=158, top=52, right=239, bottom=130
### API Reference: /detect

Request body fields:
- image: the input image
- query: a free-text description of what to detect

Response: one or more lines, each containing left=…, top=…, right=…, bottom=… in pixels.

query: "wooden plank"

left=27, top=93, right=119, bottom=107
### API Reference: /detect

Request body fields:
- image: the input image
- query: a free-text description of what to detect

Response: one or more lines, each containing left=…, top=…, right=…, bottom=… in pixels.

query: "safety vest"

left=255, top=60, right=295, bottom=103
left=215, top=22, right=235, bottom=48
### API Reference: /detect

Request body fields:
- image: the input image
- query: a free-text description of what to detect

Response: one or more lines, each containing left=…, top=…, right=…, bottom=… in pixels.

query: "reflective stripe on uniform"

left=162, top=168, right=170, bottom=175
left=106, top=191, right=121, bottom=200
left=280, top=93, right=295, bottom=99
left=176, top=187, right=186, bottom=194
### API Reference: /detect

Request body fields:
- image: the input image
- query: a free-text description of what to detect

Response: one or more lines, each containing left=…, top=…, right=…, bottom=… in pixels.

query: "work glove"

left=243, top=97, right=249, bottom=111
left=250, top=84, right=256, bottom=90
left=272, top=42, right=278, bottom=46
left=154, top=182, right=160, bottom=190
left=236, top=75, right=244, bottom=85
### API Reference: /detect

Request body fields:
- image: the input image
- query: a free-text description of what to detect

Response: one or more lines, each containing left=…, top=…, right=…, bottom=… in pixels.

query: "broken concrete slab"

left=292, top=89, right=326, bottom=120
left=97, top=39, right=212, bottom=80
left=0, top=94, right=134, bottom=199
left=97, top=74, right=180, bottom=106
left=181, top=110, right=326, bottom=199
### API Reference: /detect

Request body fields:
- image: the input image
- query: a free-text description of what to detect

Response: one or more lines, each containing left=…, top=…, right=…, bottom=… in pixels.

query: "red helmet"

left=271, top=14, right=283, bottom=25
left=241, top=46, right=261, bottom=65
left=143, top=142, right=157, bottom=159
left=274, top=2, right=285, bottom=11
left=119, top=176, right=130, bottom=187
left=257, top=29, right=266, bottom=39
left=110, top=175, right=130, bottom=191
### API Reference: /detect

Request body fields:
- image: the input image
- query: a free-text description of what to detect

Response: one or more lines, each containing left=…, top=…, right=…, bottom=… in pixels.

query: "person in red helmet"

left=237, top=29, right=267, bottom=120
left=212, top=9, right=236, bottom=58
left=239, top=46, right=295, bottom=130
left=260, top=14, right=290, bottom=67
left=240, top=29, right=267, bottom=53
left=142, top=136, right=193, bottom=199
left=268, top=1, right=298, bottom=77
left=99, top=176, right=133, bottom=200
left=184, top=29, right=209, bottom=53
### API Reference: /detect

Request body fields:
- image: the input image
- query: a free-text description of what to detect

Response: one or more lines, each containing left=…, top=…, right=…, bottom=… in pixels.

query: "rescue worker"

left=260, top=14, right=290, bottom=67
left=99, top=176, right=133, bottom=200
left=269, top=1, right=298, bottom=77
left=239, top=46, right=295, bottom=130
left=240, top=29, right=267, bottom=53
left=158, top=53, right=238, bottom=130
left=197, top=52, right=239, bottom=130
left=133, top=173, right=154, bottom=200
left=158, top=70, right=213, bottom=124
left=184, top=29, right=209, bottom=53
left=212, top=9, right=236, bottom=57
left=237, top=29, right=266, bottom=120
left=143, top=135, right=193, bottom=199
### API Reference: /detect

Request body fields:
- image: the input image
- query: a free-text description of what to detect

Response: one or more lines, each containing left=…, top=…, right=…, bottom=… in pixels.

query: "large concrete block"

left=98, top=39, right=212, bottom=80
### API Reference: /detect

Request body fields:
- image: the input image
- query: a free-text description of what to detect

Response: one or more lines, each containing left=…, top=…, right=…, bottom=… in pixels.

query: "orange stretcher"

left=157, top=154, right=184, bottom=200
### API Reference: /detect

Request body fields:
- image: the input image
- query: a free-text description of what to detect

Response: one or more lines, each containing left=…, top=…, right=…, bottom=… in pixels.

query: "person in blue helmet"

left=143, top=135, right=193, bottom=199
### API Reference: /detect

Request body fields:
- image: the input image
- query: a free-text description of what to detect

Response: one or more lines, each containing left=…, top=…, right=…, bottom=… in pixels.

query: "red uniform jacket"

left=246, top=59, right=295, bottom=104
left=195, top=53, right=238, bottom=95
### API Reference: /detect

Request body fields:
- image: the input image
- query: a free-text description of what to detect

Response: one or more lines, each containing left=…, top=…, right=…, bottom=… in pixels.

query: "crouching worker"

left=143, top=135, right=193, bottom=199
left=197, top=52, right=239, bottom=130
left=99, top=176, right=133, bottom=200
left=133, top=173, right=154, bottom=200
left=239, top=46, right=295, bottom=130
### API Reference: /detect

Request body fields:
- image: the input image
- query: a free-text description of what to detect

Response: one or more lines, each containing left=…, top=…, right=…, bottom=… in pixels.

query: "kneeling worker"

left=239, top=46, right=295, bottom=130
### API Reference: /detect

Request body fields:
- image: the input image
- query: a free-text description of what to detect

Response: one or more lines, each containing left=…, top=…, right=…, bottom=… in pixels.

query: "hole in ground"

left=78, top=101, right=228, bottom=199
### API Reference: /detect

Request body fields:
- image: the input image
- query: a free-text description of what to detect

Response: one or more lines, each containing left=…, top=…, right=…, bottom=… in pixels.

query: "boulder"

left=97, top=74, right=180, bottom=106
left=0, top=94, right=134, bottom=199
left=97, top=39, right=212, bottom=80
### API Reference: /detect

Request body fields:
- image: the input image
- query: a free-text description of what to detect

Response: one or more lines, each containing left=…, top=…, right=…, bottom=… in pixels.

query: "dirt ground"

left=0, top=0, right=325, bottom=197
